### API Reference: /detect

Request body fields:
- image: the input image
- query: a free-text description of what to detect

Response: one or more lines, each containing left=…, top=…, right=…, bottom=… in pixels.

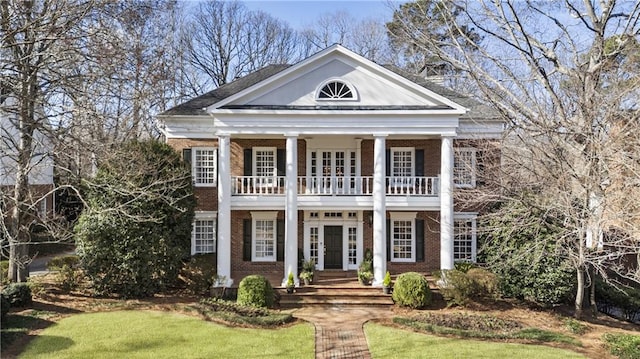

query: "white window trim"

left=390, top=147, right=415, bottom=177
left=453, top=212, right=478, bottom=263
left=251, top=211, right=278, bottom=262
left=253, top=147, right=277, bottom=187
left=191, top=211, right=217, bottom=255
left=454, top=147, right=476, bottom=189
left=390, top=212, right=417, bottom=262
left=315, top=78, right=358, bottom=101
left=192, top=147, right=217, bottom=188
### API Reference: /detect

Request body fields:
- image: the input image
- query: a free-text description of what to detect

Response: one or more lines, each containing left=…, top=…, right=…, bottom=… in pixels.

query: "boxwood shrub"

left=392, top=272, right=432, bottom=309
left=1, top=282, right=32, bottom=307
left=237, top=275, right=275, bottom=308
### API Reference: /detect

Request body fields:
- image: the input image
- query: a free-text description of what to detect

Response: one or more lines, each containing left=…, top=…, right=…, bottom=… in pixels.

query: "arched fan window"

left=317, top=80, right=356, bottom=100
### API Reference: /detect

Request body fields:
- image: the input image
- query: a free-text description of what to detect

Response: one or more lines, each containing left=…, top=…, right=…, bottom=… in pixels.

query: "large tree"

left=75, top=140, right=195, bottom=298
left=391, top=0, right=640, bottom=318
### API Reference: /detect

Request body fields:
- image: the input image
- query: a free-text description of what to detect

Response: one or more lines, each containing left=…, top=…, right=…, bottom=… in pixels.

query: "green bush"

left=439, top=269, right=477, bottom=306
left=47, top=255, right=79, bottom=270
left=75, top=140, right=196, bottom=298
left=392, top=272, right=432, bottom=309
left=237, top=275, right=275, bottom=308
left=466, top=268, right=499, bottom=298
left=595, top=279, right=640, bottom=322
left=198, top=298, right=293, bottom=327
left=56, top=265, right=83, bottom=292
left=1, top=293, right=9, bottom=320
left=564, top=318, right=589, bottom=335
left=1, top=260, right=9, bottom=285
left=180, top=254, right=217, bottom=295
left=602, top=333, right=640, bottom=359
left=454, top=261, right=475, bottom=273
left=1, top=283, right=32, bottom=307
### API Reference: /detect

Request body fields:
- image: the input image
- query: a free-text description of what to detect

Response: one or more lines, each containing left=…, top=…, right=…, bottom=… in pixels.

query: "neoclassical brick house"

left=157, top=45, right=502, bottom=286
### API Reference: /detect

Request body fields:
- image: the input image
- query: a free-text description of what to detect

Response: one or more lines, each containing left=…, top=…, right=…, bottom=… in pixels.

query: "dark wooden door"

left=324, top=226, right=343, bottom=269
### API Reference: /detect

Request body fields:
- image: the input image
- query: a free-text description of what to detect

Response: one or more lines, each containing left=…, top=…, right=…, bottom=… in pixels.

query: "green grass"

left=364, top=322, right=586, bottom=359
left=1, top=310, right=57, bottom=349
left=19, top=310, right=314, bottom=359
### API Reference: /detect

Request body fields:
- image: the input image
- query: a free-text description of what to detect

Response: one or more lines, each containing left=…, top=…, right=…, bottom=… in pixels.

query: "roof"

left=159, top=64, right=291, bottom=116
left=159, top=59, right=498, bottom=120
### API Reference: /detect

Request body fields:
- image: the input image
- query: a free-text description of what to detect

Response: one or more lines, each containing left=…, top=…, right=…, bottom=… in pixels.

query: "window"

left=252, top=212, right=277, bottom=261
left=348, top=227, right=357, bottom=265
left=390, top=212, right=416, bottom=262
left=391, top=148, right=414, bottom=177
left=193, top=148, right=217, bottom=187
left=192, top=213, right=217, bottom=255
left=310, top=227, right=319, bottom=265
left=454, top=148, right=476, bottom=188
left=253, top=147, right=276, bottom=186
left=454, top=214, right=477, bottom=262
left=317, top=80, right=355, bottom=100
left=36, top=197, right=47, bottom=219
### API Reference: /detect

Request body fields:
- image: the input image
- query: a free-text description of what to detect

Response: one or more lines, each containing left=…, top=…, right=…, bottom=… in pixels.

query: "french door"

left=309, top=150, right=357, bottom=194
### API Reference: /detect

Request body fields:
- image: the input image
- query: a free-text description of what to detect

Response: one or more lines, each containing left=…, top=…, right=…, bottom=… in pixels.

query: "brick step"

left=277, top=284, right=394, bottom=307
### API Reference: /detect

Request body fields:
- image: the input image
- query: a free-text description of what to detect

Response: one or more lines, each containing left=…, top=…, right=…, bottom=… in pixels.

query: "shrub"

left=47, top=255, right=79, bottom=271
left=75, top=140, right=196, bottom=298
left=454, top=261, right=475, bottom=273
left=466, top=268, right=499, bottom=298
left=56, top=265, right=83, bottom=292
left=2, top=283, right=32, bottom=307
left=602, top=333, right=640, bottom=359
left=198, top=298, right=293, bottom=327
left=439, top=269, right=477, bottom=306
left=237, top=275, right=275, bottom=308
left=595, top=279, right=640, bottom=322
left=27, top=276, right=47, bottom=297
left=1, top=293, right=9, bottom=320
left=564, top=318, right=589, bottom=335
left=180, top=254, right=217, bottom=295
left=392, top=272, right=431, bottom=309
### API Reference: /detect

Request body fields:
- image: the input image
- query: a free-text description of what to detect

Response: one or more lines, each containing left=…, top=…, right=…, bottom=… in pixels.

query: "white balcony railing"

left=232, top=176, right=439, bottom=196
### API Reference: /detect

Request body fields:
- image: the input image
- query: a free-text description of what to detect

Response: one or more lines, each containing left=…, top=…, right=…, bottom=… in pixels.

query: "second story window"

left=391, top=147, right=414, bottom=177
left=454, top=148, right=476, bottom=188
left=191, top=148, right=217, bottom=187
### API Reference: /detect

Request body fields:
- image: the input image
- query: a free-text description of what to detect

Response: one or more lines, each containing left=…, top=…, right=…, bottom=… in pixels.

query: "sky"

left=242, top=1, right=398, bottom=29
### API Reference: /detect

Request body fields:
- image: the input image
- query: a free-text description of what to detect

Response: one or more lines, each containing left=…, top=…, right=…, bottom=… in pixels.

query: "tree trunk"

left=575, top=267, right=585, bottom=319
left=589, top=267, right=598, bottom=318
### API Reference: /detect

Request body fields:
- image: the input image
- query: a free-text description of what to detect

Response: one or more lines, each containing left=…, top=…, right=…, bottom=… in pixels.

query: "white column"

left=283, top=134, right=299, bottom=286
left=217, top=134, right=233, bottom=286
left=440, top=136, right=454, bottom=270
left=372, top=135, right=387, bottom=286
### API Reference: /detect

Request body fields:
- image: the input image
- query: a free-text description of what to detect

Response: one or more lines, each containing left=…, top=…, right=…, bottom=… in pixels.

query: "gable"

left=208, top=45, right=466, bottom=113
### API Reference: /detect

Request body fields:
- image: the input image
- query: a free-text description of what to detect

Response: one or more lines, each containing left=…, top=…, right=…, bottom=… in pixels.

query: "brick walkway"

left=292, top=305, right=394, bottom=359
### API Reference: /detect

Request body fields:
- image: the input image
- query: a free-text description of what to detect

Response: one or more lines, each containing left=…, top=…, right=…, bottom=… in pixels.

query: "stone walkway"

left=292, top=305, right=394, bottom=359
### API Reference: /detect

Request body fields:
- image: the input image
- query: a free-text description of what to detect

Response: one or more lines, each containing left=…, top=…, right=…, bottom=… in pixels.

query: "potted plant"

left=299, top=271, right=313, bottom=285
left=286, top=271, right=295, bottom=293
left=382, top=271, right=392, bottom=294
left=299, top=258, right=315, bottom=285
left=357, top=249, right=373, bottom=286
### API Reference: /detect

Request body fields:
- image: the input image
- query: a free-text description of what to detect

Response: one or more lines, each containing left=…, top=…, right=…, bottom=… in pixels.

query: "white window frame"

left=453, top=213, right=477, bottom=262
left=251, top=211, right=278, bottom=262
left=192, top=211, right=217, bottom=255
left=390, top=212, right=417, bottom=262
left=253, top=147, right=277, bottom=187
left=315, top=79, right=358, bottom=101
left=192, top=147, right=217, bottom=187
left=390, top=147, right=415, bottom=188
left=454, top=147, right=476, bottom=188
left=36, top=197, right=47, bottom=219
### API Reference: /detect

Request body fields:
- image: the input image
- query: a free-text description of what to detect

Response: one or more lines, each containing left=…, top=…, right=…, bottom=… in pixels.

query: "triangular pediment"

left=207, top=45, right=466, bottom=113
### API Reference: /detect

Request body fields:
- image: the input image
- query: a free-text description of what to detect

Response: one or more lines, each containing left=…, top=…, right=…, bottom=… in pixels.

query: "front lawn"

left=364, top=322, right=586, bottom=359
left=19, top=310, right=314, bottom=359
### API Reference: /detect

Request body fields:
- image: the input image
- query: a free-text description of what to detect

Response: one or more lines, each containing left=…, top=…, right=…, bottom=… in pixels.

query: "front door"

left=324, top=226, right=343, bottom=269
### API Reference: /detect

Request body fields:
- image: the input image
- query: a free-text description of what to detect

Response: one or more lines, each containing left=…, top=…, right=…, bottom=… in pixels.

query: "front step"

left=278, top=285, right=393, bottom=307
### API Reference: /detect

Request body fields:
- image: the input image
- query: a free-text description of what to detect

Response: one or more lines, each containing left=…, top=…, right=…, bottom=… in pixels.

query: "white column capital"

left=284, top=132, right=299, bottom=138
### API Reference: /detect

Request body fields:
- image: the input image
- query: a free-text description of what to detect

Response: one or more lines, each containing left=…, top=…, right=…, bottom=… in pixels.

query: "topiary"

left=237, top=275, right=275, bottom=308
left=1, top=282, right=32, bottom=307
left=1, top=293, right=9, bottom=320
left=392, top=272, right=432, bottom=309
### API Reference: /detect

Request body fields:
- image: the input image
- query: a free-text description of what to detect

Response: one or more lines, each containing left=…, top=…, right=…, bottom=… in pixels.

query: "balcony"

left=232, top=176, right=439, bottom=196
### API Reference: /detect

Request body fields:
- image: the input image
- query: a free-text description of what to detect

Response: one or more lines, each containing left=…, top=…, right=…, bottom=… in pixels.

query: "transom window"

left=317, top=80, right=356, bottom=100
left=193, top=148, right=217, bottom=187
left=454, top=148, right=476, bottom=188
left=192, top=212, right=217, bottom=255
left=454, top=214, right=477, bottom=262
left=390, top=212, right=416, bottom=262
